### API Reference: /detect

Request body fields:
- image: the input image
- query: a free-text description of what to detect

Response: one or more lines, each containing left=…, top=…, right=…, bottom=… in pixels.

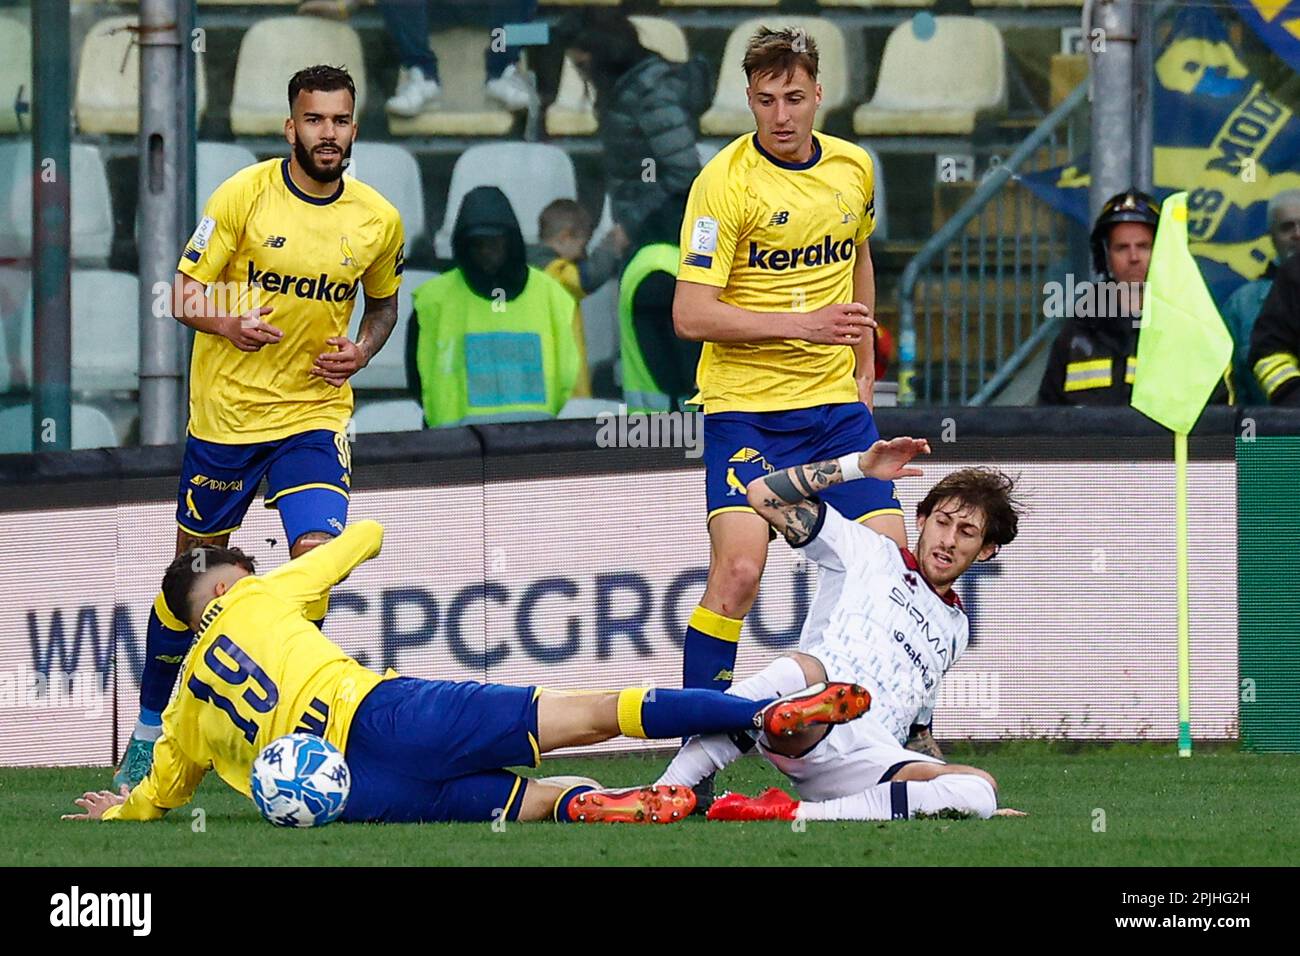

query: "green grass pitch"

left=4, top=742, right=1296, bottom=867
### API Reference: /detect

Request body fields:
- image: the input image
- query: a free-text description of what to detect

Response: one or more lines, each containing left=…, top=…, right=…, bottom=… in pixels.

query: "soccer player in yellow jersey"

left=670, top=28, right=908, bottom=779
left=113, top=66, right=406, bottom=790
left=66, top=522, right=870, bottom=825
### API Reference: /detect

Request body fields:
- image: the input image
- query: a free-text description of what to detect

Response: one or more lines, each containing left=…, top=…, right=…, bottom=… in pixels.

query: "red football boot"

left=707, top=787, right=800, bottom=822
left=566, top=785, right=696, bottom=824
left=758, top=682, right=872, bottom=737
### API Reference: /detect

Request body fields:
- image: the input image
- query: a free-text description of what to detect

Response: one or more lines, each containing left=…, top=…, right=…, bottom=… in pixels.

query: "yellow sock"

left=616, top=687, right=650, bottom=738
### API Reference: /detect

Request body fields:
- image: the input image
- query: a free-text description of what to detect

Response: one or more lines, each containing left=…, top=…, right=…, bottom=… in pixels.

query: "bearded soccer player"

left=68, top=522, right=870, bottom=825
left=658, top=438, right=1027, bottom=822
left=671, top=28, right=905, bottom=800
left=113, top=65, right=406, bottom=789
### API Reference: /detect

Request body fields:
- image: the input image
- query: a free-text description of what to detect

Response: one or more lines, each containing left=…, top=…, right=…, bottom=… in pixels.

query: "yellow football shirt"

left=103, top=521, right=392, bottom=821
left=677, top=133, right=877, bottom=413
left=178, top=159, right=405, bottom=443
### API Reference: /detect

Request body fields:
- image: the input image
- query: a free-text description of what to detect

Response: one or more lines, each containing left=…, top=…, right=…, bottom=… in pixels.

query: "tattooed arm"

left=745, top=437, right=931, bottom=546
left=312, top=292, right=399, bottom=388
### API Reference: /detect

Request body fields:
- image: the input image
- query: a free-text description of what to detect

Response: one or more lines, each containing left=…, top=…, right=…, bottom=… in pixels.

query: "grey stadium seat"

left=348, top=268, right=438, bottom=391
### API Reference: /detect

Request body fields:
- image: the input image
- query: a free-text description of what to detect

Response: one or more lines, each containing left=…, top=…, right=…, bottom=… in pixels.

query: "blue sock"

left=137, top=598, right=194, bottom=729
left=681, top=605, right=741, bottom=691
left=617, top=687, right=775, bottom=740
left=554, top=785, right=597, bottom=822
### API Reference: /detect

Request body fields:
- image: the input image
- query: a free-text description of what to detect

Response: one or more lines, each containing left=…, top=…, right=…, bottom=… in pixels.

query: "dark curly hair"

left=917, top=467, right=1022, bottom=553
left=288, top=64, right=356, bottom=111
left=161, top=546, right=257, bottom=625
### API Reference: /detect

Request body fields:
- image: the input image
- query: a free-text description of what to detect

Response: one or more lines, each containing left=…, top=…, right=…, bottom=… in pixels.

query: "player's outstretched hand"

left=993, top=808, right=1028, bottom=817
left=312, top=336, right=369, bottom=388
left=859, top=436, right=930, bottom=481
left=795, top=302, right=876, bottom=346
left=61, top=785, right=129, bottom=821
left=223, top=306, right=282, bottom=352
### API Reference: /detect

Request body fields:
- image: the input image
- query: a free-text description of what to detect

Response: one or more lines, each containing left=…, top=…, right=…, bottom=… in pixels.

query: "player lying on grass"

left=63, top=521, right=869, bottom=826
left=657, top=437, right=1026, bottom=821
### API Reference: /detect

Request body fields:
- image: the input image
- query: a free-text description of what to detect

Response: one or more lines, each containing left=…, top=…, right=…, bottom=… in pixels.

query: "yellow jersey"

left=178, top=159, right=405, bottom=443
left=103, top=521, right=392, bottom=821
left=677, top=133, right=877, bottom=413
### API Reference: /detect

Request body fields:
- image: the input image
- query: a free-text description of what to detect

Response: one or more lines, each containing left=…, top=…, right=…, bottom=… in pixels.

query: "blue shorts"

left=340, top=677, right=541, bottom=824
left=176, top=428, right=351, bottom=543
left=703, top=403, right=903, bottom=523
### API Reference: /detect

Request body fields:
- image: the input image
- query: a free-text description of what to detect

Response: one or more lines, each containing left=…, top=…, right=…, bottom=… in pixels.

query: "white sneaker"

left=386, top=66, right=442, bottom=117
left=485, top=64, right=534, bottom=112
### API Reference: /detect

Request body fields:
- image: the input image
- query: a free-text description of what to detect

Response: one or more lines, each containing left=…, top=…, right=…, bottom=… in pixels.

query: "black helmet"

left=1090, top=189, right=1160, bottom=276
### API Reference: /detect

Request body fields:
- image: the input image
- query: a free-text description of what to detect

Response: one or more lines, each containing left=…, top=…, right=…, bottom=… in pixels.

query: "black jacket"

left=598, top=54, right=712, bottom=246
left=1038, top=311, right=1140, bottom=406
left=1247, top=252, right=1300, bottom=405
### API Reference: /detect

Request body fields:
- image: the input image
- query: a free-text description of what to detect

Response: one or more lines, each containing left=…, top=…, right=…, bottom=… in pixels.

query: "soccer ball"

left=250, top=733, right=351, bottom=828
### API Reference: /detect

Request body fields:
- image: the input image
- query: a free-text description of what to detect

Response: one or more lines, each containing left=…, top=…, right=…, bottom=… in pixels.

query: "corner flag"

left=1130, top=191, right=1234, bottom=433
left=1129, top=191, right=1234, bottom=758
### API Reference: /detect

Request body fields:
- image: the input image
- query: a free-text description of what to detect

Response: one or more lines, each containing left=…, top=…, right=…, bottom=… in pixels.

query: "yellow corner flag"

left=1130, top=191, right=1233, bottom=434
left=1129, top=191, right=1234, bottom=759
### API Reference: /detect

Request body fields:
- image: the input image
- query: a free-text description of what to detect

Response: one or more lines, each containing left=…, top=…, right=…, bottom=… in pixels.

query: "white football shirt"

left=796, top=502, right=970, bottom=744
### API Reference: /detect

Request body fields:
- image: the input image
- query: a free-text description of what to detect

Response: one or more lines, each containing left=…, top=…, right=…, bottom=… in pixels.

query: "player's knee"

left=785, top=652, right=826, bottom=686
left=709, top=553, right=763, bottom=607
left=290, top=531, right=334, bottom=559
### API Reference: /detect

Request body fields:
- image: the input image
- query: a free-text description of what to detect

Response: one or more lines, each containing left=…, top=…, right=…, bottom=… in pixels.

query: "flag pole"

left=1176, top=430, right=1192, bottom=757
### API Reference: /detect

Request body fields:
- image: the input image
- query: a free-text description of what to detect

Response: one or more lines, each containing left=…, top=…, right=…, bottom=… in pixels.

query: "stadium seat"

left=75, top=16, right=208, bottom=135
left=0, top=402, right=122, bottom=453
left=853, top=16, right=1006, bottom=136
left=230, top=17, right=367, bottom=135
left=195, top=142, right=260, bottom=221
left=0, top=12, right=30, bottom=135
left=972, top=1, right=1081, bottom=7
left=0, top=142, right=115, bottom=263
left=701, top=18, right=851, bottom=136
left=346, top=143, right=426, bottom=250
left=72, top=270, right=140, bottom=393
left=433, top=143, right=577, bottom=258
left=348, top=268, right=437, bottom=391
left=818, top=0, right=935, bottom=7
left=660, top=0, right=778, bottom=8
left=387, top=28, right=516, bottom=137
left=350, top=398, right=425, bottom=435
left=546, top=16, right=689, bottom=137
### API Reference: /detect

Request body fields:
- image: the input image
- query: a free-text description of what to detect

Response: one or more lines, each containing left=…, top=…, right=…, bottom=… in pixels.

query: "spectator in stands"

left=300, top=0, right=537, bottom=116
left=1039, top=189, right=1158, bottom=406
left=1222, top=189, right=1300, bottom=405
left=0, top=267, right=25, bottom=390
left=619, top=198, right=700, bottom=414
left=1247, top=246, right=1300, bottom=406
left=554, top=10, right=713, bottom=251
left=406, top=186, right=590, bottom=427
left=528, top=199, right=623, bottom=303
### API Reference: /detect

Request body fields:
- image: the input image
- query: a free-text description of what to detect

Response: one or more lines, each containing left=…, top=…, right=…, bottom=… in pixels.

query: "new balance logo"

left=768, top=210, right=789, bottom=226
left=263, top=235, right=287, bottom=248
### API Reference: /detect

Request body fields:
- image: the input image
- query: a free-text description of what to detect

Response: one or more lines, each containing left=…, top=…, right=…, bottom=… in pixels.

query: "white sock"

left=727, top=655, right=809, bottom=702
left=796, top=774, right=997, bottom=821
left=131, top=721, right=163, bottom=742
left=657, top=657, right=809, bottom=787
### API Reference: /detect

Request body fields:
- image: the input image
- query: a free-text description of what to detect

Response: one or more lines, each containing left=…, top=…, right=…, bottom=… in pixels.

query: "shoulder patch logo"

left=189, top=216, right=216, bottom=251
left=690, top=216, right=718, bottom=254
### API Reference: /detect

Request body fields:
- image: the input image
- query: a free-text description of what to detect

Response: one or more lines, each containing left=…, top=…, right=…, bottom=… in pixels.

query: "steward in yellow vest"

left=407, top=186, right=590, bottom=426
left=620, top=241, right=700, bottom=413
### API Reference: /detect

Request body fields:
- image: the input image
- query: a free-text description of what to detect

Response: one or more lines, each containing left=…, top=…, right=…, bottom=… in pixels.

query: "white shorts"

left=759, top=711, right=944, bottom=803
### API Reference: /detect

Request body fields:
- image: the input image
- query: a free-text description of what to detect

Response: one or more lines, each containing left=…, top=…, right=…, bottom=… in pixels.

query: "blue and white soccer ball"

left=250, top=733, right=351, bottom=828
